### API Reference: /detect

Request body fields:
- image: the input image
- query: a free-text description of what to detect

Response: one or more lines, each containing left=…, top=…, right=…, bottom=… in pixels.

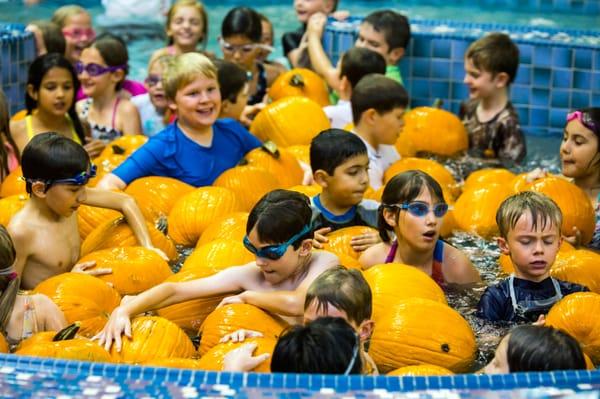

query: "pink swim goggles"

left=567, top=110, right=598, bottom=134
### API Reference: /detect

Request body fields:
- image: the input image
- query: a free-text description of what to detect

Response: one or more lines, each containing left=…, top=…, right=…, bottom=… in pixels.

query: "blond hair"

left=496, top=191, right=562, bottom=239
left=163, top=53, right=217, bottom=101
left=166, top=0, right=208, bottom=48
left=51, top=5, right=88, bottom=28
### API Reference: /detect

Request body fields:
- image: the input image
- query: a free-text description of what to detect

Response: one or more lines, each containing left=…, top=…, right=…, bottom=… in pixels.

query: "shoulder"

left=557, top=279, right=590, bottom=294
left=214, top=119, right=261, bottom=144
left=310, top=250, right=340, bottom=271
left=9, top=118, right=25, bottom=133
left=7, top=213, right=36, bottom=243
left=264, top=63, right=283, bottom=84
left=359, top=242, right=388, bottom=269
left=117, top=98, right=139, bottom=114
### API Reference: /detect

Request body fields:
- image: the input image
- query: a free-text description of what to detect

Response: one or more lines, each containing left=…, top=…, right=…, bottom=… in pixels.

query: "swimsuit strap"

left=431, top=240, right=445, bottom=286
left=508, top=274, right=521, bottom=315
left=384, top=240, right=398, bottom=263
left=550, top=277, right=563, bottom=300
left=111, top=97, right=120, bottom=130
left=248, top=63, right=268, bottom=104
left=25, top=115, right=34, bottom=140
left=64, top=114, right=82, bottom=145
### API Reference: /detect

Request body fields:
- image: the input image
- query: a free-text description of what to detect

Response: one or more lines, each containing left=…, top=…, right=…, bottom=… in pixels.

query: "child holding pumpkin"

left=95, top=190, right=339, bottom=352
left=359, top=170, right=480, bottom=286
left=477, top=192, right=588, bottom=323
left=8, top=133, right=166, bottom=290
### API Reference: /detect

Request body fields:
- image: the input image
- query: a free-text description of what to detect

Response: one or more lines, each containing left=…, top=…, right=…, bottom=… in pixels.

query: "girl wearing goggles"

left=51, top=5, right=94, bottom=64
left=359, top=170, right=480, bottom=287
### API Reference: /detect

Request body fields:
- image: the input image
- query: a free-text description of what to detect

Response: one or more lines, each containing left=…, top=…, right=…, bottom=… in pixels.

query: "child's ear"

left=168, top=98, right=177, bottom=113
left=382, top=207, right=398, bottom=227
left=313, top=169, right=330, bottom=187
left=111, top=70, right=125, bottom=85
left=494, top=72, right=510, bottom=88
left=388, top=47, right=405, bottom=65
left=496, top=236, right=510, bottom=255
left=26, top=84, right=38, bottom=101
left=360, top=108, right=378, bottom=126
left=220, top=99, right=231, bottom=115
left=358, top=319, right=374, bottom=343
left=31, top=181, right=47, bottom=198
left=339, top=76, right=350, bottom=94
left=299, top=238, right=313, bottom=255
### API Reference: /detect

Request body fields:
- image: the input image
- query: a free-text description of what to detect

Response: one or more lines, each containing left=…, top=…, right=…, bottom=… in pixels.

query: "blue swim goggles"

left=386, top=201, right=450, bottom=218
left=26, top=164, right=97, bottom=188
left=243, top=224, right=312, bottom=260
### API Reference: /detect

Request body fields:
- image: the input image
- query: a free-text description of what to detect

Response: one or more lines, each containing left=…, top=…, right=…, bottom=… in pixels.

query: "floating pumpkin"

left=77, top=247, right=172, bottom=296
left=16, top=337, right=114, bottom=362
left=9, top=109, right=27, bottom=122
left=463, top=169, right=516, bottom=193
left=168, top=186, right=242, bottom=246
left=498, top=240, right=574, bottom=274
left=77, top=205, right=122, bottom=240
left=268, top=68, right=330, bottom=107
left=144, top=358, right=204, bottom=369
left=363, top=186, right=384, bottom=202
left=370, top=298, right=476, bottom=373
left=551, top=249, right=600, bottom=293
left=34, top=273, right=121, bottom=338
left=0, top=334, right=8, bottom=353
left=322, top=226, right=378, bottom=260
left=387, top=364, right=454, bottom=376
left=198, top=337, right=275, bottom=372
left=199, top=304, right=287, bottom=355
left=0, top=166, right=26, bottom=197
left=364, top=264, right=447, bottom=322
left=124, top=176, right=194, bottom=224
left=335, top=252, right=363, bottom=270
left=0, top=194, right=27, bottom=226
left=250, top=96, right=330, bottom=147
left=383, top=158, right=458, bottom=200
left=244, top=146, right=304, bottom=188
left=87, top=154, right=126, bottom=187
left=197, top=212, right=249, bottom=246
left=288, top=184, right=321, bottom=198
left=111, top=316, right=196, bottom=364
left=80, top=216, right=177, bottom=261
left=546, top=292, right=600, bottom=363
left=453, top=184, right=513, bottom=239
left=98, top=135, right=148, bottom=158
left=181, top=239, right=253, bottom=274
left=397, top=107, right=468, bottom=157
left=394, top=129, right=418, bottom=157
left=213, top=166, right=280, bottom=212
left=285, top=144, right=310, bottom=166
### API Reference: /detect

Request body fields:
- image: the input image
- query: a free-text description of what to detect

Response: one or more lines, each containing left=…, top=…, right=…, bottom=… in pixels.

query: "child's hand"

left=350, top=232, right=381, bottom=252
left=222, top=342, right=270, bottom=372
left=120, top=295, right=136, bottom=306
left=307, top=12, right=327, bottom=37
left=532, top=314, right=546, bottom=326
left=83, top=139, right=106, bottom=159
left=332, top=10, right=350, bottom=20
left=562, top=226, right=582, bottom=247
left=312, top=227, right=332, bottom=249
left=71, top=261, right=112, bottom=276
left=93, top=306, right=132, bottom=352
left=220, top=329, right=263, bottom=344
left=299, top=161, right=314, bottom=185
left=240, top=103, right=265, bottom=127
left=525, top=167, right=547, bottom=183
left=217, top=293, right=246, bottom=308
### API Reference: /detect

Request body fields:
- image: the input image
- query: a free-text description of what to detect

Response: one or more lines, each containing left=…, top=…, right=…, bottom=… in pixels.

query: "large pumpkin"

left=0, top=194, right=27, bottom=226
left=181, top=239, right=254, bottom=274
left=463, top=168, right=516, bottom=193
left=322, top=226, right=378, bottom=260
left=98, top=135, right=148, bottom=158
left=0, top=333, right=8, bottom=353
left=111, top=316, right=196, bottom=364
left=285, top=144, right=310, bottom=166
left=34, top=273, right=121, bottom=338
left=397, top=107, right=468, bottom=157
left=551, top=249, right=600, bottom=293
left=370, top=298, right=477, bottom=373
left=364, top=264, right=447, bottom=322
left=268, top=68, right=330, bottom=107
left=197, top=212, right=249, bottom=246
left=168, top=186, right=242, bottom=246
left=288, top=184, right=321, bottom=198
left=124, top=176, right=194, bottom=224
left=213, top=166, right=280, bottom=212
left=80, top=216, right=177, bottom=261
left=546, top=292, right=600, bottom=363
left=0, top=166, right=26, bottom=197
left=387, top=364, right=454, bottom=376
left=15, top=337, right=113, bottom=363
left=250, top=96, right=330, bottom=147
left=199, top=304, right=287, bottom=355
left=77, top=205, right=121, bottom=240
left=198, top=337, right=275, bottom=372
left=87, top=154, right=126, bottom=187
left=453, top=184, right=513, bottom=239
left=244, top=146, right=304, bottom=188
left=383, top=158, right=458, bottom=200
left=77, top=247, right=172, bottom=296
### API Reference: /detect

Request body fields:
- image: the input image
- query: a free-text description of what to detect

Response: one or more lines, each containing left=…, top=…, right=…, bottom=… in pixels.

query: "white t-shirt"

left=102, top=0, right=170, bottom=20
left=131, top=93, right=166, bottom=137
left=323, top=100, right=353, bottom=130
left=353, top=132, right=400, bottom=190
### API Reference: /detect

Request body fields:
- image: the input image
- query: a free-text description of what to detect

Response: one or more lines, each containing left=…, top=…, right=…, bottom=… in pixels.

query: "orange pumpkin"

left=199, top=304, right=287, bottom=355
left=397, top=107, right=468, bottom=157
left=80, top=216, right=177, bottom=261
left=268, top=68, right=330, bottom=107
left=77, top=205, right=122, bottom=240
left=546, top=292, right=600, bottom=363
left=10, top=109, right=27, bottom=122
left=387, top=364, right=454, bottom=376
left=394, top=129, right=418, bottom=157
left=88, top=154, right=126, bottom=187
left=168, top=186, right=242, bottom=246
left=244, top=146, right=304, bottom=188
left=98, top=135, right=148, bottom=158
left=34, top=273, right=121, bottom=338
left=370, top=298, right=477, bottom=373
left=463, top=169, right=516, bottom=193
left=181, top=239, right=254, bottom=274
left=363, top=186, right=384, bottom=202
left=250, top=96, right=330, bottom=147
left=16, top=337, right=114, bottom=362
left=551, top=249, right=600, bottom=293
left=285, top=144, right=310, bottom=166
left=288, top=184, right=321, bottom=198
left=383, top=158, right=458, bottom=200
left=111, top=316, right=196, bottom=364
left=0, top=166, right=26, bottom=197
left=213, top=166, right=280, bottom=212
left=364, top=264, right=447, bottom=322
left=0, top=333, right=8, bottom=353
left=144, top=358, right=204, bottom=369
left=453, top=184, right=513, bottom=239
left=322, top=226, right=378, bottom=260
left=198, top=337, right=275, bottom=372
left=335, top=252, right=363, bottom=270
left=0, top=194, right=27, bottom=226
left=124, top=176, right=194, bottom=224
left=197, top=212, right=249, bottom=246
left=499, top=240, right=574, bottom=274
left=77, top=247, right=172, bottom=296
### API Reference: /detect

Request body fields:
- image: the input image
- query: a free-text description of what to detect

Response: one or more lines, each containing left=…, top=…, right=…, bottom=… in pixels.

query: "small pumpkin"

left=0, top=194, right=27, bottom=226
left=0, top=166, right=26, bottom=197
left=98, top=135, right=148, bottom=158
left=181, top=239, right=254, bottom=274
left=387, top=364, right=454, bottom=376
left=383, top=158, right=458, bottom=200
left=268, top=68, right=330, bottom=107
left=87, top=154, right=126, bottom=187
left=453, top=184, right=513, bottom=239
left=213, top=165, right=280, bottom=212
left=244, top=146, right=304, bottom=188
left=0, top=333, right=8, bottom=353
left=322, top=226, right=378, bottom=260
left=198, top=337, right=275, bottom=372
left=197, top=212, right=249, bottom=246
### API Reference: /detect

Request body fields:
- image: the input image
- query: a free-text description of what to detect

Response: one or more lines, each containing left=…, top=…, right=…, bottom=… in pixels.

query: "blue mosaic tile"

left=575, top=49, right=594, bottom=70
left=516, top=106, right=529, bottom=125
left=431, top=81, right=450, bottom=98
left=553, top=69, right=573, bottom=89
left=519, top=44, right=534, bottom=64
left=551, top=90, right=570, bottom=108
left=532, top=88, right=550, bottom=106
left=531, top=108, right=550, bottom=126
left=533, top=68, right=552, bottom=87
left=412, top=79, right=430, bottom=97
left=571, top=91, right=591, bottom=109
left=413, top=58, right=431, bottom=78
left=550, top=109, right=566, bottom=128
left=452, top=61, right=466, bottom=80
left=431, top=60, right=451, bottom=79
left=432, top=39, right=452, bottom=58
left=412, top=37, right=431, bottom=58
left=412, top=98, right=432, bottom=108
left=515, top=65, right=532, bottom=85
left=451, top=40, right=469, bottom=59
left=511, top=86, right=530, bottom=105
left=534, top=46, right=553, bottom=67
left=552, top=47, right=572, bottom=68
left=592, top=72, right=600, bottom=92
left=574, top=71, right=592, bottom=90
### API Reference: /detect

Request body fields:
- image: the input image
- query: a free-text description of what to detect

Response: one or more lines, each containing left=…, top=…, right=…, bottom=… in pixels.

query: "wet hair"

left=573, top=107, right=600, bottom=144
left=305, top=266, right=372, bottom=326
left=213, top=59, right=247, bottom=103
left=507, top=325, right=586, bottom=372
left=271, top=317, right=362, bottom=374
left=25, top=53, right=85, bottom=144
left=163, top=53, right=217, bottom=101
left=340, top=47, right=386, bottom=88
left=0, top=225, right=20, bottom=332
left=496, top=191, right=562, bottom=240
left=466, top=32, right=520, bottom=84
left=21, top=132, right=90, bottom=194
left=89, top=33, right=129, bottom=91
left=378, top=170, right=446, bottom=242
left=310, top=129, right=367, bottom=175
left=28, top=20, right=66, bottom=55
left=246, top=189, right=313, bottom=248
left=0, top=89, right=19, bottom=180
left=351, top=74, right=409, bottom=124
left=165, top=0, right=208, bottom=48
left=221, top=7, right=262, bottom=43
left=51, top=5, right=88, bottom=28
left=363, top=10, right=411, bottom=51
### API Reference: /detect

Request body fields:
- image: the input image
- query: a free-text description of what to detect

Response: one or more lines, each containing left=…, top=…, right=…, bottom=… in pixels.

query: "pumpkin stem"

left=53, top=322, right=81, bottom=341
left=111, top=145, right=127, bottom=155
left=261, top=141, right=280, bottom=159
left=290, top=74, right=305, bottom=88
left=432, top=98, right=444, bottom=109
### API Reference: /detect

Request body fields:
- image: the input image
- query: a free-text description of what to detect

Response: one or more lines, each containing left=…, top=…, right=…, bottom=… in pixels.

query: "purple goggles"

left=567, top=111, right=599, bottom=135
left=75, top=61, right=126, bottom=77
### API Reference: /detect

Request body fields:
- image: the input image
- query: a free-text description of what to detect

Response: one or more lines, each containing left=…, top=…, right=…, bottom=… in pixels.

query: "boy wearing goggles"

left=477, top=192, right=588, bottom=323
left=7, top=133, right=167, bottom=290
left=95, top=190, right=339, bottom=352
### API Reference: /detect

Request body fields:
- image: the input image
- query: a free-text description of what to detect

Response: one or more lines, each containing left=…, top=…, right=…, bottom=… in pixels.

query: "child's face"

left=146, top=61, right=167, bottom=111
left=168, top=5, right=204, bottom=49
left=78, top=47, right=120, bottom=97
left=172, top=75, right=221, bottom=130
left=463, top=58, right=503, bottom=101
left=484, top=334, right=510, bottom=374
left=294, top=0, right=332, bottom=23
left=257, top=19, right=274, bottom=62
left=220, top=35, right=260, bottom=71
left=372, top=107, right=405, bottom=146
left=321, top=154, right=370, bottom=208
left=222, top=83, right=249, bottom=121
left=560, top=119, right=600, bottom=179
left=355, top=22, right=392, bottom=64
left=62, top=12, right=94, bottom=63
left=32, top=67, right=74, bottom=117
left=498, top=213, right=561, bottom=282
left=43, top=183, right=87, bottom=218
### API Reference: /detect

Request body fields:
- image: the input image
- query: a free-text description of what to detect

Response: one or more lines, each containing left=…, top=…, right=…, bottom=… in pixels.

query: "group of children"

left=0, top=0, right=598, bottom=376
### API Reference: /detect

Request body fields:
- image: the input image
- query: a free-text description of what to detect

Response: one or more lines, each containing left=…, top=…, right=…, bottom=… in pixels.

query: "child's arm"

left=7, top=223, right=32, bottom=278
left=444, top=245, right=482, bottom=284
left=95, top=173, right=127, bottom=191
left=118, top=101, right=143, bottom=136
left=9, top=119, right=28, bottom=154
left=306, top=13, right=341, bottom=91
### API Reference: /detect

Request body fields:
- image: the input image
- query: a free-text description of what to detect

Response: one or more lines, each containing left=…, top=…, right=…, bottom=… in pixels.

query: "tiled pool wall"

left=396, top=0, right=600, bottom=14
left=0, top=24, right=36, bottom=116
left=324, top=18, right=600, bottom=137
